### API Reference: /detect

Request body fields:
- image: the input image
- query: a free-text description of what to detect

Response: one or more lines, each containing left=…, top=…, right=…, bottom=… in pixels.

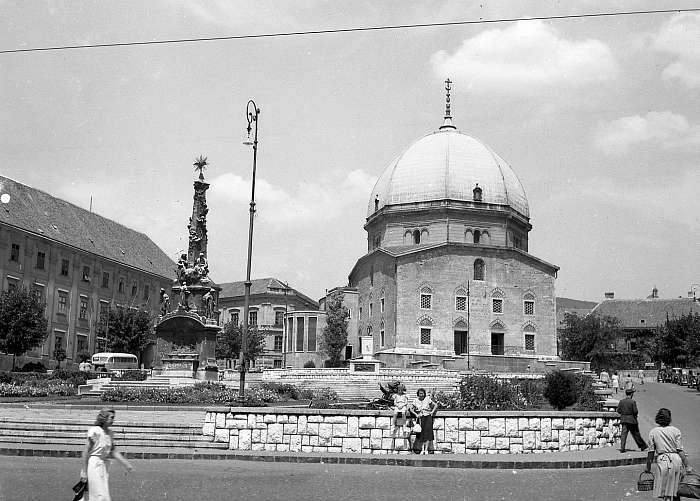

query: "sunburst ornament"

left=193, top=155, right=208, bottom=180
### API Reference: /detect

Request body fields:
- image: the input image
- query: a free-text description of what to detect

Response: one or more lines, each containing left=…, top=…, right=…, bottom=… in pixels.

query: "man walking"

left=616, top=388, right=647, bottom=453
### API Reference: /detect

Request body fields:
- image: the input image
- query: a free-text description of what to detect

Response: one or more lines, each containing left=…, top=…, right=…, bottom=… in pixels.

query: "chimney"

left=652, top=287, right=659, bottom=299
left=604, top=292, right=614, bottom=300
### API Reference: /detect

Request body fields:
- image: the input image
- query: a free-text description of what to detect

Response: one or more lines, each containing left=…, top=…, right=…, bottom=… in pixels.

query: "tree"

left=543, top=370, right=578, bottom=410
left=215, top=321, right=266, bottom=365
left=559, top=313, right=622, bottom=371
left=0, top=287, right=49, bottom=370
left=105, top=308, right=153, bottom=363
left=320, top=291, right=348, bottom=367
left=655, top=312, right=700, bottom=367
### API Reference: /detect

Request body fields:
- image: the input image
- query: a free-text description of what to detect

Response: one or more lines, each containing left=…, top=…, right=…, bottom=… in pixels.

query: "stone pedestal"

left=349, top=336, right=383, bottom=372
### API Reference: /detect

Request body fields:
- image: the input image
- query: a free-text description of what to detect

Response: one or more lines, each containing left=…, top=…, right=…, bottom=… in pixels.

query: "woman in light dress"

left=611, top=372, right=620, bottom=394
left=80, top=407, right=133, bottom=501
left=410, top=388, right=437, bottom=455
left=645, top=408, right=692, bottom=501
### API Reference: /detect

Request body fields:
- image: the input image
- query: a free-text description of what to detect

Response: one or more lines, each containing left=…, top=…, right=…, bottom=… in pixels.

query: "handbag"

left=72, top=478, right=87, bottom=501
left=678, top=471, right=700, bottom=499
left=412, top=423, right=422, bottom=434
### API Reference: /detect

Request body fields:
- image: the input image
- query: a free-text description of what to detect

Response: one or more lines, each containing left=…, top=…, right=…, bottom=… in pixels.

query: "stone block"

left=480, top=436, right=496, bottom=449
left=251, top=429, right=261, bottom=443
left=302, top=446, right=313, bottom=453
left=283, top=423, right=298, bottom=435
left=376, top=417, right=391, bottom=430
left=342, top=438, right=362, bottom=453
left=276, top=415, right=289, bottom=424
left=370, top=437, right=383, bottom=449
left=288, top=415, right=298, bottom=424
left=308, top=415, right=323, bottom=423
left=475, top=418, right=489, bottom=431
left=289, top=435, right=302, bottom=452
left=228, top=419, right=248, bottom=430
left=264, top=443, right=276, bottom=452
left=458, top=418, right=474, bottom=430
left=358, top=416, right=375, bottom=429
left=333, top=424, right=347, bottom=437
left=318, top=424, right=332, bottom=446
left=202, top=422, right=215, bottom=437
left=444, top=418, right=459, bottom=434
left=347, top=417, right=359, bottom=437
left=496, top=437, right=509, bottom=450
left=383, top=429, right=394, bottom=438
left=435, top=429, right=445, bottom=442
left=230, top=428, right=239, bottom=436
left=528, top=418, right=541, bottom=431
left=268, top=423, right=283, bottom=443
left=312, top=446, right=327, bottom=453
left=327, top=447, right=342, bottom=453
left=239, top=430, right=252, bottom=450
left=215, top=413, right=225, bottom=428
left=205, top=412, right=214, bottom=423
left=331, top=437, right=342, bottom=447
left=233, top=414, right=248, bottom=419
left=309, top=435, right=319, bottom=446
left=575, top=418, right=584, bottom=434
left=324, top=415, right=347, bottom=424
left=359, top=428, right=371, bottom=438
left=247, top=415, right=257, bottom=428
left=540, top=418, right=552, bottom=441
left=214, top=428, right=230, bottom=443
left=433, top=418, right=444, bottom=430
left=518, top=418, right=529, bottom=430
left=523, top=431, right=536, bottom=449
left=283, top=435, right=291, bottom=444
left=452, top=442, right=466, bottom=454
left=505, top=418, right=519, bottom=437
left=489, top=418, right=506, bottom=437
left=552, top=418, right=564, bottom=430
left=510, top=443, right=523, bottom=454
left=382, top=438, right=393, bottom=450
left=370, top=428, right=383, bottom=440
left=277, top=444, right=289, bottom=452
left=301, top=435, right=309, bottom=446
left=297, top=416, right=308, bottom=434
left=251, top=443, right=265, bottom=451
left=263, top=414, right=277, bottom=424
left=229, top=435, right=239, bottom=450
left=563, top=418, right=575, bottom=430
left=306, top=423, right=319, bottom=436
left=464, top=431, right=480, bottom=449
left=595, top=418, right=605, bottom=431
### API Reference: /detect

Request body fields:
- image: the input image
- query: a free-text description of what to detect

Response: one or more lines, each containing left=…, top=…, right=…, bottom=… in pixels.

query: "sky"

left=1, top=0, right=699, bottom=302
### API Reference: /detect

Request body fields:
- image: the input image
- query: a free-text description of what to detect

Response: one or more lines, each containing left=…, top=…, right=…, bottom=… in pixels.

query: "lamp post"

left=239, top=99, right=260, bottom=401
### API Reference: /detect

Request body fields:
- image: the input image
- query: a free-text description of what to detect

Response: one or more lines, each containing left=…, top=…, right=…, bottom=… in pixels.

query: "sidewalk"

left=0, top=402, right=647, bottom=469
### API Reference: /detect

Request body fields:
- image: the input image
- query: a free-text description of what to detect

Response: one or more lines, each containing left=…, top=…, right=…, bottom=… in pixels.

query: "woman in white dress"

left=646, top=408, right=691, bottom=501
left=80, top=407, right=133, bottom=501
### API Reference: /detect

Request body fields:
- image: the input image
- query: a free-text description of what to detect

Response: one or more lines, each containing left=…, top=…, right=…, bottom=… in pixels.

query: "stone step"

left=0, top=436, right=225, bottom=448
left=0, top=429, right=212, bottom=441
left=0, top=419, right=203, bottom=429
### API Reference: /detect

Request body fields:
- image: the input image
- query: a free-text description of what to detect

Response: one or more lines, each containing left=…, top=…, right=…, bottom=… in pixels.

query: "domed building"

left=348, top=83, right=559, bottom=371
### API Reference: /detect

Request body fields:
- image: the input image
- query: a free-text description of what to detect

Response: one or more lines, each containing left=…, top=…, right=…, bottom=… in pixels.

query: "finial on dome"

left=440, top=78, right=456, bottom=130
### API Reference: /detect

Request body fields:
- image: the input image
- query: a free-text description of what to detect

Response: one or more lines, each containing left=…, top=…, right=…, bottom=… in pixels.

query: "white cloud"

left=594, top=111, right=700, bottom=155
left=652, top=13, right=700, bottom=88
left=208, top=169, right=376, bottom=228
left=431, top=20, right=619, bottom=94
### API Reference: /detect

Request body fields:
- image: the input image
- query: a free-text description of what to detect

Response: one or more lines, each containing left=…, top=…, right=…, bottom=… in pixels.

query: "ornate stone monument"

left=149, top=156, right=222, bottom=378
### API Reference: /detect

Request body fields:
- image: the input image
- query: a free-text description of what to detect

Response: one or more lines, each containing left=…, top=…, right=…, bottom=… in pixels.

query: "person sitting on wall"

left=391, top=383, right=410, bottom=450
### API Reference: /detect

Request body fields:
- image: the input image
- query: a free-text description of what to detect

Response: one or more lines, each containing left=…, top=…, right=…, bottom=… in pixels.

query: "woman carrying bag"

left=410, top=388, right=437, bottom=455
left=644, top=408, right=692, bottom=501
left=79, top=407, right=134, bottom=501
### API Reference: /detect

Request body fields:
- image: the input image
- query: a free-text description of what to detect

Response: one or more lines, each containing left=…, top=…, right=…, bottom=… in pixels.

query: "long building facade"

left=0, top=176, right=174, bottom=370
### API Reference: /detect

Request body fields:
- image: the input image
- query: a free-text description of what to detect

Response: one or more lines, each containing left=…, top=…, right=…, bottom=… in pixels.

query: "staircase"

left=79, top=376, right=196, bottom=397
left=0, top=415, right=225, bottom=452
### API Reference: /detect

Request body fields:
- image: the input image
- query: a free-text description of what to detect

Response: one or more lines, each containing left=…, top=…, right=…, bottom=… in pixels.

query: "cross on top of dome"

left=440, top=78, right=456, bottom=130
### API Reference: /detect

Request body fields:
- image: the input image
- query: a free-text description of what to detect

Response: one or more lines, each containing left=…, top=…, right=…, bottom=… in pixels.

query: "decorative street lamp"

left=239, top=99, right=260, bottom=401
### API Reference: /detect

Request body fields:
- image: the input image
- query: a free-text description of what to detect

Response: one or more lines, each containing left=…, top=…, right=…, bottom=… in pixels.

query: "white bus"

left=91, top=352, right=139, bottom=373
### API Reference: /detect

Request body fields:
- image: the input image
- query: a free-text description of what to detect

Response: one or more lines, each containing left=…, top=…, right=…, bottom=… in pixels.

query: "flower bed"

left=0, top=380, right=77, bottom=397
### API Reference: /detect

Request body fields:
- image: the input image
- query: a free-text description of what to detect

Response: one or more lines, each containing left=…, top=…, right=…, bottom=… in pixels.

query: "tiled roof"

left=590, top=298, right=700, bottom=329
left=0, top=176, right=175, bottom=279
left=218, top=277, right=319, bottom=308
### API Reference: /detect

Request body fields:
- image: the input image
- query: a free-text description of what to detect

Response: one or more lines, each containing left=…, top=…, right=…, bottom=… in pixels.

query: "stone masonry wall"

left=204, top=407, right=620, bottom=455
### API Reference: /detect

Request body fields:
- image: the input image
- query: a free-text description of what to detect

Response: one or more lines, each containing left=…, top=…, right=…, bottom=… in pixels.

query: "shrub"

left=543, top=370, right=578, bottom=410
left=458, top=375, right=528, bottom=410
left=572, top=374, right=599, bottom=411
left=308, top=387, right=339, bottom=409
left=257, top=382, right=301, bottom=400
left=303, top=360, right=316, bottom=368
left=110, top=370, right=149, bottom=382
left=0, top=371, right=12, bottom=384
left=0, top=380, right=76, bottom=397
left=19, top=362, right=46, bottom=373
left=100, top=382, right=281, bottom=406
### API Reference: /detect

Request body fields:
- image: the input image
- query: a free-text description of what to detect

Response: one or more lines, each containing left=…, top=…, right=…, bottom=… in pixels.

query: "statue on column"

left=179, top=283, right=191, bottom=311
left=202, top=287, right=216, bottom=319
left=159, top=288, right=170, bottom=316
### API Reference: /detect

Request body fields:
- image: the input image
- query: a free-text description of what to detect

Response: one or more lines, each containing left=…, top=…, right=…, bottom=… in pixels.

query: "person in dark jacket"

left=617, top=388, right=648, bottom=452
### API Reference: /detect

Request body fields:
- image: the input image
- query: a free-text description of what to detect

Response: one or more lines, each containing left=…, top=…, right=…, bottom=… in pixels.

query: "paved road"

left=0, top=457, right=664, bottom=501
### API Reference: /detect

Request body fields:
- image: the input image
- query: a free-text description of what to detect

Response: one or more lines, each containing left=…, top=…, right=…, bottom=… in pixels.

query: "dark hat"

left=625, top=388, right=635, bottom=395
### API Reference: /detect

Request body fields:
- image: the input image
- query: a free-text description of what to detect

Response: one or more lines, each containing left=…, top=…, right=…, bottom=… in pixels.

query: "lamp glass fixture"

left=242, top=129, right=254, bottom=146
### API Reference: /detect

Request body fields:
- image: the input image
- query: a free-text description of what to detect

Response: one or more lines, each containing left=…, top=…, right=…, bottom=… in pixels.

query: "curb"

left=0, top=447, right=647, bottom=469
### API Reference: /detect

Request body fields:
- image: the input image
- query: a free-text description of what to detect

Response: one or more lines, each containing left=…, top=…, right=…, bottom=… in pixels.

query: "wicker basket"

left=638, top=471, right=654, bottom=491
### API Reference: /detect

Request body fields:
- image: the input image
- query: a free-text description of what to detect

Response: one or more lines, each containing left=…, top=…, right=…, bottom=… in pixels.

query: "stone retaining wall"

left=203, top=407, right=620, bottom=455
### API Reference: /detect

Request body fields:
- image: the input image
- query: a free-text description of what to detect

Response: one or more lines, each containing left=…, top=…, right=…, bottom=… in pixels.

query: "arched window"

left=491, top=289, right=504, bottom=314
left=418, top=317, right=432, bottom=345
left=523, top=292, right=535, bottom=316
left=473, top=259, right=485, bottom=281
left=524, top=324, right=536, bottom=351
left=413, top=229, right=421, bottom=244
left=380, top=320, right=385, bottom=348
left=419, top=286, right=432, bottom=309
left=474, top=230, right=481, bottom=244
left=455, top=287, right=467, bottom=311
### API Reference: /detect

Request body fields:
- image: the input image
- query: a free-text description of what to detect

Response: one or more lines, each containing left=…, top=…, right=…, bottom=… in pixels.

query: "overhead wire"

left=1, top=7, right=699, bottom=55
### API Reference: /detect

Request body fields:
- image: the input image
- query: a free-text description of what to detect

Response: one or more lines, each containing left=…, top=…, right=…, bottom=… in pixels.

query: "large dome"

left=368, top=127, right=529, bottom=218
